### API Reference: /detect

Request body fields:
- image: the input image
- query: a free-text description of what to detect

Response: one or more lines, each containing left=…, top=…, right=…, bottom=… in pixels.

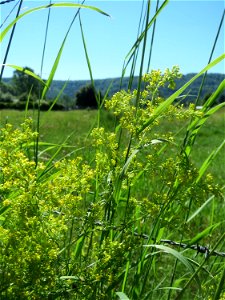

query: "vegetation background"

left=0, top=1, right=224, bottom=300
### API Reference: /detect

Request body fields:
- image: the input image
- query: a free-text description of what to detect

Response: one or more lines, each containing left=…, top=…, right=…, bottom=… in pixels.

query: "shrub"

left=75, top=84, right=102, bottom=109
left=0, top=68, right=224, bottom=299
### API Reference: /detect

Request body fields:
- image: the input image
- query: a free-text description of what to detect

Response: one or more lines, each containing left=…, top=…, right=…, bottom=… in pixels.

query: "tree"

left=12, top=67, right=40, bottom=99
left=75, top=84, right=102, bottom=109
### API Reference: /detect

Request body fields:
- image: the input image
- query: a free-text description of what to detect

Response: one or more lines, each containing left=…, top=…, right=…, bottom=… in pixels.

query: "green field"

left=1, top=108, right=224, bottom=183
left=0, top=105, right=224, bottom=299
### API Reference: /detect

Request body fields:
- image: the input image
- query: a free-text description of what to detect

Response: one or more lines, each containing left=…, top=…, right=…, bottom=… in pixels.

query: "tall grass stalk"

left=0, top=0, right=23, bottom=81
left=195, top=8, right=225, bottom=106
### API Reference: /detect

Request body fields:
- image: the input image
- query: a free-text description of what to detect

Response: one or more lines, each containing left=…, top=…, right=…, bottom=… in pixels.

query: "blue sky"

left=0, top=0, right=224, bottom=80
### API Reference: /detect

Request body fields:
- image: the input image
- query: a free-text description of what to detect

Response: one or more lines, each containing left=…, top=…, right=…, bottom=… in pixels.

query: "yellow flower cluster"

left=105, top=66, right=200, bottom=137
left=91, top=127, right=118, bottom=180
left=0, top=120, right=96, bottom=298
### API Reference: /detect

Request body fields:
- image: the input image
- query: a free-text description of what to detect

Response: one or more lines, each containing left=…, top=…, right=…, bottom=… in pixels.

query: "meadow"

left=0, top=108, right=224, bottom=184
left=0, top=1, right=225, bottom=299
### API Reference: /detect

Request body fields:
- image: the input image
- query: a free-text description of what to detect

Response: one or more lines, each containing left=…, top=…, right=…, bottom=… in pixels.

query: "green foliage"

left=0, top=81, right=16, bottom=95
left=0, top=68, right=224, bottom=299
left=75, top=84, right=102, bottom=109
left=2, top=74, right=224, bottom=110
left=12, top=66, right=40, bottom=99
left=0, top=1, right=224, bottom=298
left=45, top=73, right=225, bottom=105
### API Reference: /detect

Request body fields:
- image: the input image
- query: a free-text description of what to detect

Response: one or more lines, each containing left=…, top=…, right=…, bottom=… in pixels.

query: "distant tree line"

left=0, top=67, right=103, bottom=110
left=1, top=67, right=224, bottom=110
left=0, top=67, right=65, bottom=110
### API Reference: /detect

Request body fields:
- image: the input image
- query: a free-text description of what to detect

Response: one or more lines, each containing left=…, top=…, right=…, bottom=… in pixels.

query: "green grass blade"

left=79, top=14, right=94, bottom=87
left=138, top=53, right=225, bottom=134
left=0, top=205, right=11, bottom=218
left=196, top=139, right=225, bottom=183
left=0, top=0, right=23, bottom=81
left=145, top=244, right=201, bottom=291
left=36, top=3, right=93, bottom=164
left=39, top=0, right=52, bottom=78
left=187, top=194, right=215, bottom=223
left=203, top=79, right=225, bottom=109
left=0, top=3, right=110, bottom=42
left=187, top=223, right=221, bottom=246
left=183, top=79, right=225, bottom=156
left=184, top=105, right=225, bottom=157
left=134, top=0, right=151, bottom=109
left=122, top=0, right=168, bottom=74
left=116, top=292, right=130, bottom=300
left=213, top=266, right=225, bottom=300
left=24, top=86, right=33, bottom=119
left=2, top=64, right=46, bottom=86
left=122, top=261, right=130, bottom=292
left=125, top=0, right=145, bottom=89
left=195, top=9, right=225, bottom=106
left=46, top=80, right=68, bottom=113
left=41, top=38, right=67, bottom=100
left=175, top=233, right=225, bottom=300
left=146, top=0, right=160, bottom=73
left=37, top=131, right=75, bottom=179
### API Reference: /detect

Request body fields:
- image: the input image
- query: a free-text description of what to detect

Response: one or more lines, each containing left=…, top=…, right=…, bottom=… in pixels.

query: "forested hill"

left=3, top=73, right=224, bottom=106
left=47, top=73, right=224, bottom=102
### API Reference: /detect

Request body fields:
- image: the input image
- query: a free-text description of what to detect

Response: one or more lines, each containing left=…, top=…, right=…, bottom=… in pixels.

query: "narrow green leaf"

left=116, top=292, right=130, bottom=300
left=0, top=3, right=110, bottom=42
left=41, top=39, right=66, bottom=99
left=123, top=0, right=169, bottom=72
left=196, top=139, right=225, bottom=183
left=144, top=244, right=201, bottom=290
left=60, top=276, right=79, bottom=280
left=184, top=81, right=225, bottom=156
left=46, top=80, right=69, bottom=114
left=203, top=79, right=225, bottom=109
left=120, top=148, right=140, bottom=178
left=157, top=287, right=182, bottom=291
left=138, top=53, right=225, bottom=134
left=187, top=223, right=221, bottom=246
left=122, top=261, right=130, bottom=292
left=213, top=267, right=225, bottom=300
left=187, top=194, right=215, bottom=223
left=0, top=205, right=10, bottom=216
left=2, top=64, right=46, bottom=86
left=79, top=14, right=94, bottom=86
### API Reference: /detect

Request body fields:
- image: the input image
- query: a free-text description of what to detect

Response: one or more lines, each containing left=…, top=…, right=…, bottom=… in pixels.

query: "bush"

left=75, top=84, right=102, bottom=109
left=0, top=68, right=224, bottom=299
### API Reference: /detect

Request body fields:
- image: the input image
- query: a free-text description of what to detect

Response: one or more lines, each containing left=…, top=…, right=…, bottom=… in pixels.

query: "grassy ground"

left=0, top=108, right=224, bottom=183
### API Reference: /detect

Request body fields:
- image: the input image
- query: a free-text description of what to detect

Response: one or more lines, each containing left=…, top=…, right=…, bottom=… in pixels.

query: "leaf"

left=0, top=205, right=10, bottom=216
left=213, top=267, right=225, bottom=300
left=184, top=81, right=225, bottom=156
left=144, top=244, right=201, bottom=290
left=123, top=0, right=169, bottom=73
left=0, top=3, right=110, bottom=42
left=60, top=276, right=79, bottom=280
left=2, top=64, right=46, bottom=86
left=41, top=36, right=67, bottom=99
left=187, top=194, right=215, bottom=223
left=116, top=292, right=130, bottom=300
left=138, top=53, right=225, bottom=134
left=187, top=223, right=221, bottom=245
left=196, top=138, right=225, bottom=183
